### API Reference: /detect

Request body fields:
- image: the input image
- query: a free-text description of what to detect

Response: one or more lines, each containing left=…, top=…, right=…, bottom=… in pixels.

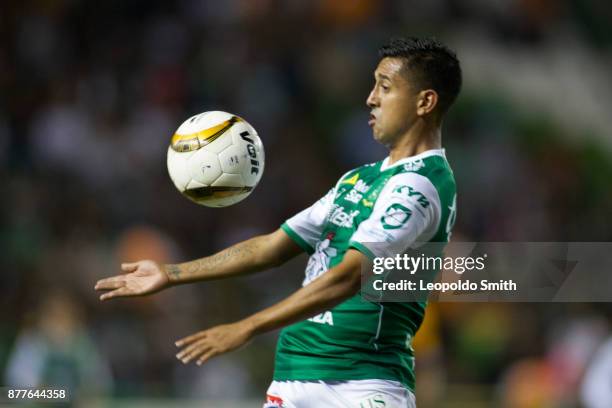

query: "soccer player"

left=95, top=37, right=461, bottom=408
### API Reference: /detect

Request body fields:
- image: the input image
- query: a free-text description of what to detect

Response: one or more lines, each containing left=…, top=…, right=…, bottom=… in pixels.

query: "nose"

left=366, top=88, right=378, bottom=108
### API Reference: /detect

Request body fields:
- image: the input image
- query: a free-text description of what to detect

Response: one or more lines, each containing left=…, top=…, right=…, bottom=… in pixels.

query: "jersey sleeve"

left=349, top=172, right=441, bottom=259
left=281, top=188, right=335, bottom=254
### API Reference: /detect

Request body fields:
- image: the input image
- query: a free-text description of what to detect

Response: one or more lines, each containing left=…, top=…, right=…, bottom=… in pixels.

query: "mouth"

left=368, top=113, right=376, bottom=127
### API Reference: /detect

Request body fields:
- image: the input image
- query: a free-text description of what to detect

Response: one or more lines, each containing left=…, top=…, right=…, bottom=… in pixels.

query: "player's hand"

left=95, top=260, right=170, bottom=301
left=175, top=322, right=253, bottom=366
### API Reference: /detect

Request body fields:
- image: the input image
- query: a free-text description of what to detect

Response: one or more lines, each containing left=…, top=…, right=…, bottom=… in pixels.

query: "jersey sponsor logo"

left=308, top=311, right=334, bottom=326
left=354, top=179, right=370, bottom=193
left=403, top=158, right=425, bottom=172
left=344, top=189, right=363, bottom=203
left=392, top=185, right=430, bottom=208
left=343, top=179, right=370, bottom=204
left=328, top=204, right=360, bottom=228
left=381, top=203, right=412, bottom=229
left=341, top=173, right=360, bottom=185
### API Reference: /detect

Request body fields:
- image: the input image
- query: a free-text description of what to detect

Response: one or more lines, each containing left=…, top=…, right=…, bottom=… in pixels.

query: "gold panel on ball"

left=170, top=116, right=241, bottom=153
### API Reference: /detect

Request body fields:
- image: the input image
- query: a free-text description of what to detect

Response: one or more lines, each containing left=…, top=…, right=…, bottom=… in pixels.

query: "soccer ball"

left=166, top=111, right=264, bottom=207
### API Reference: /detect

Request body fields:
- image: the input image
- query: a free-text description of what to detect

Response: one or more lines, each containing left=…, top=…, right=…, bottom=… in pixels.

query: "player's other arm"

left=94, top=229, right=302, bottom=301
left=175, top=249, right=365, bottom=364
left=244, top=248, right=364, bottom=333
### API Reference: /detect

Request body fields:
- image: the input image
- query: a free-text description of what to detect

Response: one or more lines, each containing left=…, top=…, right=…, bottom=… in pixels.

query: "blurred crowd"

left=1, top=0, right=612, bottom=406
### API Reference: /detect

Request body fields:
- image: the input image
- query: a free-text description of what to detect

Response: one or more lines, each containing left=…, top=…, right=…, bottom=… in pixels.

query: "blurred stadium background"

left=1, top=0, right=612, bottom=407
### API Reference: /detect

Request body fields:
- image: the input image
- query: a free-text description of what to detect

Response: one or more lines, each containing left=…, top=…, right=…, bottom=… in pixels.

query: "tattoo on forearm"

left=166, top=264, right=182, bottom=280
left=179, top=238, right=260, bottom=280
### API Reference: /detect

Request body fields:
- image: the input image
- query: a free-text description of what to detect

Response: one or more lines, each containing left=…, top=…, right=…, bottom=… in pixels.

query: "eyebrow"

left=374, top=73, right=392, bottom=81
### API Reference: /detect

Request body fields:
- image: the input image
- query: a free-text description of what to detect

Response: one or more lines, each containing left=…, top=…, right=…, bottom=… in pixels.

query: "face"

left=366, top=57, right=418, bottom=146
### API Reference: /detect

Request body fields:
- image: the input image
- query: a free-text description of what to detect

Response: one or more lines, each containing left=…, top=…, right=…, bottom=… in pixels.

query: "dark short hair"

left=379, top=37, right=462, bottom=116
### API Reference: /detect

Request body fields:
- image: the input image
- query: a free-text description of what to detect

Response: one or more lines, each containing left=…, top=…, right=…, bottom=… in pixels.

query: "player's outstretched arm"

left=174, top=249, right=365, bottom=365
left=94, top=228, right=302, bottom=301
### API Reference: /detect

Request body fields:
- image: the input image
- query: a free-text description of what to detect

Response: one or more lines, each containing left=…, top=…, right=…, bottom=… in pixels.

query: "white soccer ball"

left=166, top=111, right=264, bottom=207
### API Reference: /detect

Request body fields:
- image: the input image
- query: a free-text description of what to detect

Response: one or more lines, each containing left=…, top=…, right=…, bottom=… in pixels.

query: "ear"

left=416, top=89, right=438, bottom=116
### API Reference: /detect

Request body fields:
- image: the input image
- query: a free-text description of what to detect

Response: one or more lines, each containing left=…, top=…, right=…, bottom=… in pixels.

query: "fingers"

left=175, top=334, right=218, bottom=365
left=175, top=331, right=207, bottom=347
left=175, top=331, right=210, bottom=364
left=176, top=338, right=204, bottom=360
left=196, top=350, right=216, bottom=366
left=99, top=286, right=133, bottom=301
left=95, top=262, right=139, bottom=293
left=94, top=276, right=125, bottom=291
left=95, top=262, right=141, bottom=297
left=121, top=262, right=139, bottom=273
left=177, top=340, right=212, bottom=364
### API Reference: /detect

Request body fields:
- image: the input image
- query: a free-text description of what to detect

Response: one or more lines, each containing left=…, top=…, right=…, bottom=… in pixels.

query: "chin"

left=372, top=130, right=392, bottom=147
left=372, top=128, right=384, bottom=142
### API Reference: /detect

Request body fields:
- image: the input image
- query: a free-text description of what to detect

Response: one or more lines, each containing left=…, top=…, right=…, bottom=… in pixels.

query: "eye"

left=373, top=78, right=390, bottom=93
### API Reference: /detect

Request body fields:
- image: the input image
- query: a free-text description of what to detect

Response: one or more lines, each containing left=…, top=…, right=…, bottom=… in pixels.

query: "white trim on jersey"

left=379, top=148, right=446, bottom=172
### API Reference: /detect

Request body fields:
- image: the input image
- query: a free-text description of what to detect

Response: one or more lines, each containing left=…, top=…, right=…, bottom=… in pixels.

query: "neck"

left=388, top=120, right=442, bottom=164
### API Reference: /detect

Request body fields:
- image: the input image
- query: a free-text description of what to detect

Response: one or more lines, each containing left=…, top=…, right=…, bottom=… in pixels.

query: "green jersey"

left=275, top=149, right=457, bottom=392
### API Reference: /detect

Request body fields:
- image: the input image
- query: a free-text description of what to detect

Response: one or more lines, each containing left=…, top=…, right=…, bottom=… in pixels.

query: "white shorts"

left=263, top=379, right=416, bottom=408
